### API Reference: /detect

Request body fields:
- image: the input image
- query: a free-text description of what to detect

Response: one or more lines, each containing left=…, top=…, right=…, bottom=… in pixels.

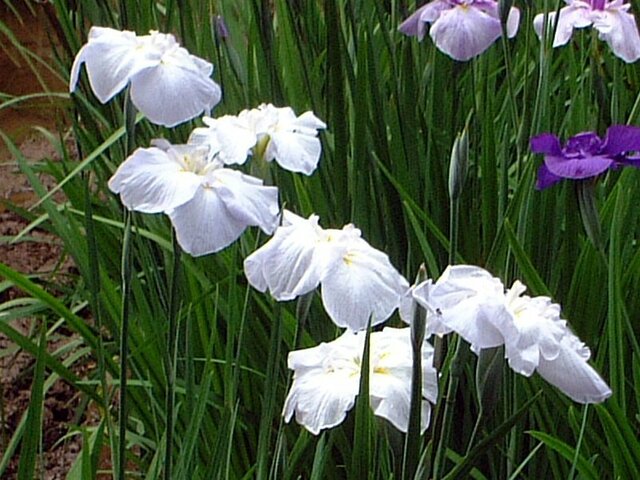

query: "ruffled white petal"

left=503, top=283, right=566, bottom=376
left=430, top=5, right=504, bottom=61
left=284, top=328, right=438, bottom=434
left=422, top=265, right=509, bottom=349
left=593, top=1, right=640, bottom=63
left=243, top=213, right=332, bottom=299
left=536, top=334, right=612, bottom=403
left=369, top=328, right=437, bottom=432
left=167, top=185, right=248, bottom=256
left=130, top=50, right=222, bottom=127
left=210, top=169, right=279, bottom=235
left=189, top=115, right=257, bottom=165
left=283, top=333, right=362, bottom=435
left=71, top=27, right=221, bottom=127
left=108, top=146, right=202, bottom=213
left=264, top=109, right=327, bottom=175
left=321, top=237, right=409, bottom=330
left=70, top=26, right=155, bottom=102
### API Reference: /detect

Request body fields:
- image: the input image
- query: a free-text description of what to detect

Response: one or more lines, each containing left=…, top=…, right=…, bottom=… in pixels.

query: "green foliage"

left=1, top=0, right=639, bottom=478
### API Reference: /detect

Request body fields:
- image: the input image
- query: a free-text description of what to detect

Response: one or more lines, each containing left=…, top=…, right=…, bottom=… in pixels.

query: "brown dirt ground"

left=0, top=2, right=90, bottom=478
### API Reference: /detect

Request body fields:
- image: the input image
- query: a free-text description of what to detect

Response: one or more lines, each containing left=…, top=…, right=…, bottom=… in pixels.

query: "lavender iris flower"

left=398, top=0, right=520, bottom=61
left=533, top=0, right=640, bottom=63
left=531, top=126, right=640, bottom=189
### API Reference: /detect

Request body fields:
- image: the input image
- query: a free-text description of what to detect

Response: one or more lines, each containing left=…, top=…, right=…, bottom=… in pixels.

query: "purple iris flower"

left=531, top=126, right=640, bottom=189
left=398, top=0, right=520, bottom=61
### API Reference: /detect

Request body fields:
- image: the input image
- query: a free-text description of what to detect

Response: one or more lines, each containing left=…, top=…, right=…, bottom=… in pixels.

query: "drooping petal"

left=533, top=5, right=593, bottom=47
left=535, top=163, right=564, bottom=190
left=130, top=53, right=222, bottom=127
left=398, top=1, right=452, bottom=40
left=429, top=4, right=503, bottom=61
left=70, top=27, right=156, bottom=103
left=600, top=125, right=640, bottom=156
left=530, top=133, right=563, bottom=156
left=167, top=186, right=249, bottom=256
left=320, top=237, right=409, bottom=330
left=108, top=146, right=202, bottom=213
left=503, top=283, right=566, bottom=376
left=243, top=213, right=330, bottom=300
left=283, top=332, right=363, bottom=435
left=211, top=169, right=279, bottom=235
left=420, top=265, right=510, bottom=350
left=593, top=2, right=640, bottom=63
left=536, top=334, right=612, bottom=403
left=543, top=153, right=614, bottom=179
left=264, top=109, right=327, bottom=175
left=265, top=130, right=323, bottom=175
left=369, top=328, right=438, bottom=432
left=189, top=115, right=257, bottom=165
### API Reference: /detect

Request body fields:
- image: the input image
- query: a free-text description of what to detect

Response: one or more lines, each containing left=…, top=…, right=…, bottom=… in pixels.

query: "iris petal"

left=108, top=147, right=201, bottom=213
left=430, top=5, right=503, bottom=61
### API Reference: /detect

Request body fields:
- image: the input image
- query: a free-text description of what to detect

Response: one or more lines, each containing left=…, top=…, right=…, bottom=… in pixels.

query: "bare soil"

left=0, top=3, right=88, bottom=478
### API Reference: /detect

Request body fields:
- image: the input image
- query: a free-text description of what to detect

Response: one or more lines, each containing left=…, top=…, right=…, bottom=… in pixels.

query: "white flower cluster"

left=71, top=24, right=612, bottom=439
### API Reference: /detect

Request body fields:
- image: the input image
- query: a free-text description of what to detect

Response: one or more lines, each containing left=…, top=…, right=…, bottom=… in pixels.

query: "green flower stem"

left=164, top=231, right=182, bottom=480
left=117, top=208, right=132, bottom=480
left=117, top=89, right=137, bottom=480
left=402, top=266, right=428, bottom=480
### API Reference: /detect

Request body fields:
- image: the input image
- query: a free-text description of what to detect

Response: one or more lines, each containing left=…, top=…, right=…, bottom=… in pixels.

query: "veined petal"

left=70, top=27, right=155, bottom=103
left=265, top=131, right=323, bottom=175
left=601, top=125, right=640, bottom=156
left=537, top=334, right=612, bottom=403
left=369, top=328, right=438, bottom=432
left=243, top=213, right=328, bottom=300
left=108, top=146, right=201, bottom=213
left=189, top=115, right=257, bottom=165
left=211, top=169, right=279, bottom=235
left=264, top=108, right=326, bottom=175
left=321, top=238, right=409, bottom=330
left=430, top=5, right=503, bottom=61
left=398, top=2, right=451, bottom=40
left=533, top=5, right=593, bottom=47
left=503, top=284, right=566, bottom=376
left=283, top=332, right=363, bottom=435
left=593, top=4, right=640, bottom=63
left=130, top=51, right=222, bottom=127
left=536, top=163, right=564, bottom=189
left=422, top=265, right=508, bottom=349
left=544, top=153, right=614, bottom=179
left=167, top=185, right=247, bottom=256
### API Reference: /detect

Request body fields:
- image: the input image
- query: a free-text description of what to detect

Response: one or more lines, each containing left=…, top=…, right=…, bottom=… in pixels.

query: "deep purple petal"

left=564, top=132, right=602, bottom=155
left=616, top=155, right=640, bottom=168
left=601, top=125, right=640, bottom=156
left=545, top=154, right=614, bottom=179
left=530, top=133, right=562, bottom=156
left=535, top=163, right=563, bottom=190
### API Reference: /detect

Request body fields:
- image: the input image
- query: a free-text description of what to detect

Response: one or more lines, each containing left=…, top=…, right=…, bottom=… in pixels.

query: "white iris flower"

left=403, top=265, right=612, bottom=404
left=70, top=27, right=222, bottom=127
left=283, top=327, right=438, bottom=435
left=244, top=210, right=409, bottom=331
left=189, top=103, right=327, bottom=175
left=108, top=139, right=279, bottom=256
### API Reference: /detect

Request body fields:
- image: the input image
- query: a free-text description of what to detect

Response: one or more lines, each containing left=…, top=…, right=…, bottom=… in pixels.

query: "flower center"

left=562, top=133, right=603, bottom=159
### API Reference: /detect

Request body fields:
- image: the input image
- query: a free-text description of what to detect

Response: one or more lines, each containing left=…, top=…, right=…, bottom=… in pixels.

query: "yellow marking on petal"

left=343, top=251, right=358, bottom=266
